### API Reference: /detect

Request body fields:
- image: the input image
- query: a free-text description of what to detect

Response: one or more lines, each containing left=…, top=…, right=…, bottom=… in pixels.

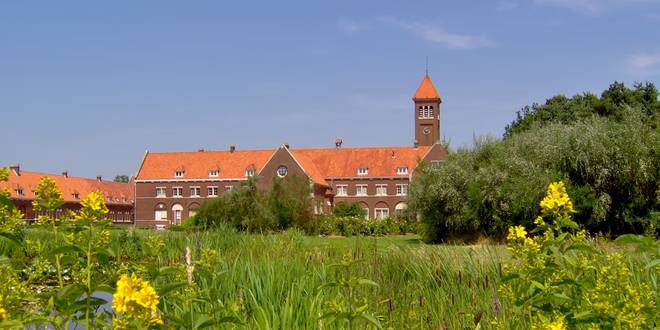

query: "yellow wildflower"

left=113, top=274, right=162, bottom=325
left=507, top=225, right=527, bottom=241
left=0, top=305, right=7, bottom=321
left=547, top=319, right=566, bottom=330
left=540, top=181, right=574, bottom=214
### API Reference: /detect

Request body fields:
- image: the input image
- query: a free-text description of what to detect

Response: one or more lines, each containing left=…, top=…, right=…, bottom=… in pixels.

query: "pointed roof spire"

left=413, top=73, right=441, bottom=101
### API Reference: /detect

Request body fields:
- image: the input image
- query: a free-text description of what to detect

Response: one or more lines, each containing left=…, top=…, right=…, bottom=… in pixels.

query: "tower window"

left=418, top=105, right=434, bottom=119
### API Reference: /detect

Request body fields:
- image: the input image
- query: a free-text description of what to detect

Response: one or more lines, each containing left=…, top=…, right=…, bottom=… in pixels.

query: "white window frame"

left=156, top=187, right=166, bottom=198
left=336, top=184, right=348, bottom=196
left=245, top=169, right=256, bottom=177
left=396, top=184, right=408, bottom=196
left=397, top=167, right=409, bottom=175
left=225, top=186, right=234, bottom=191
left=375, top=184, right=388, bottom=196
left=208, top=186, right=219, bottom=197
left=357, top=167, right=369, bottom=175
left=356, top=184, right=368, bottom=196
left=209, top=170, right=219, bottom=177
left=172, top=187, right=183, bottom=197
left=190, top=187, right=201, bottom=197
left=155, top=209, right=167, bottom=221
left=174, top=170, right=184, bottom=178
left=418, top=105, right=434, bottom=119
left=375, top=208, right=390, bottom=220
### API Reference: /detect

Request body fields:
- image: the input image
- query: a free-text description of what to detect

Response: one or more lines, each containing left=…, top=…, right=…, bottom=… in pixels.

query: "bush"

left=333, top=202, right=366, bottom=217
left=411, top=96, right=659, bottom=243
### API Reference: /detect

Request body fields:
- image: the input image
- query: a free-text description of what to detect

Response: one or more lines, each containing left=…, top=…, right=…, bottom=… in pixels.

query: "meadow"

left=0, top=175, right=657, bottom=329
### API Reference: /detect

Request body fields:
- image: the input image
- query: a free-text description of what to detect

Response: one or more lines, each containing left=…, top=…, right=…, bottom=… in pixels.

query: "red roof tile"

left=135, top=149, right=275, bottom=181
left=136, top=145, right=439, bottom=184
left=1, top=170, right=133, bottom=204
left=413, top=74, right=441, bottom=100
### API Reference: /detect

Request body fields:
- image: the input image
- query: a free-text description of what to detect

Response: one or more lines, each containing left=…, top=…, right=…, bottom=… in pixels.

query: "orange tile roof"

left=292, top=146, right=432, bottom=178
left=136, top=146, right=438, bottom=185
left=135, top=149, right=275, bottom=181
left=413, top=74, right=441, bottom=100
left=1, top=169, right=133, bottom=204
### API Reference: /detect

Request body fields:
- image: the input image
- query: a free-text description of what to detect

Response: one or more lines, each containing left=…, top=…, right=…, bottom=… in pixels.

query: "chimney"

left=283, top=143, right=290, bottom=149
left=62, top=171, right=68, bottom=178
left=391, top=150, right=396, bottom=159
left=335, top=138, right=343, bottom=148
left=96, top=175, right=102, bottom=182
left=414, top=140, right=419, bottom=148
left=229, top=145, right=236, bottom=153
left=9, top=164, right=20, bottom=176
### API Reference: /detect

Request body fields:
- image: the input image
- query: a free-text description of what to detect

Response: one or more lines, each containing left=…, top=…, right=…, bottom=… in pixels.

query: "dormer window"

left=397, top=167, right=409, bottom=175
left=15, top=188, right=24, bottom=196
left=174, top=170, right=184, bottom=178
left=72, top=192, right=80, bottom=199
left=107, top=196, right=113, bottom=203
left=245, top=166, right=256, bottom=177
left=209, top=170, right=219, bottom=177
left=357, top=167, right=369, bottom=175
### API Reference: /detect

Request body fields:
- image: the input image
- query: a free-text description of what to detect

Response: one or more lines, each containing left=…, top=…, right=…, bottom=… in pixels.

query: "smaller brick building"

left=0, top=165, right=134, bottom=223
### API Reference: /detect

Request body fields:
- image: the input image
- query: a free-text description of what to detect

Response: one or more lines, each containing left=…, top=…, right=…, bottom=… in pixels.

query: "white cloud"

left=336, top=18, right=369, bottom=35
left=533, top=0, right=660, bottom=15
left=497, top=1, right=521, bottom=11
left=379, top=17, right=494, bottom=50
left=628, top=52, right=660, bottom=75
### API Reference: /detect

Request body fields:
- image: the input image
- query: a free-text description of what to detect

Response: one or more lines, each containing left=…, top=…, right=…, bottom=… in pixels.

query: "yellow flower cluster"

left=76, top=190, right=109, bottom=222
left=506, top=225, right=540, bottom=255
left=539, top=181, right=574, bottom=214
left=112, top=274, right=163, bottom=326
left=0, top=301, right=7, bottom=321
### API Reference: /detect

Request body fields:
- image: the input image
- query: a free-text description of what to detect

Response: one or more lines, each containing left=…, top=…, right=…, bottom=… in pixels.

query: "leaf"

left=193, top=314, right=214, bottom=329
left=356, top=314, right=383, bottom=329
left=530, top=281, right=546, bottom=291
left=49, top=244, right=84, bottom=257
left=357, top=278, right=380, bottom=288
left=0, top=232, right=20, bottom=246
left=157, top=281, right=188, bottom=296
left=645, top=258, right=660, bottom=270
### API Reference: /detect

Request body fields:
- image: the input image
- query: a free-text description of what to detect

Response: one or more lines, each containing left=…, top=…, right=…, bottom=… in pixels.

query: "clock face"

left=423, top=127, right=431, bottom=135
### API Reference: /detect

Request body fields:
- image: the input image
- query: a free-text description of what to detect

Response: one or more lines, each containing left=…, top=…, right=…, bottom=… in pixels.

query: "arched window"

left=171, top=204, right=183, bottom=225
left=154, top=203, right=167, bottom=221
left=188, top=202, right=200, bottom=218
left=395, top=202, right=408, bottom=218
left=374, top=202, right=390, bottom=220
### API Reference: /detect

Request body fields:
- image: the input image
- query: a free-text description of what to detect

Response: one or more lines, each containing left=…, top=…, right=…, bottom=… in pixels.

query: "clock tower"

left=412, top=73, right=442, bottom=146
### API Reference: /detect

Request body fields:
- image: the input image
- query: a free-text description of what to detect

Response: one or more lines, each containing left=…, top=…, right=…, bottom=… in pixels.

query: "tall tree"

left=113, top=175, right=130, bottom=183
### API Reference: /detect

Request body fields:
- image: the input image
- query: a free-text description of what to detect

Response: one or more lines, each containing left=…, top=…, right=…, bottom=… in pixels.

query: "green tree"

left=113, top=175, right=130, bottom=183
left=333, top=202, right=365, bottom=218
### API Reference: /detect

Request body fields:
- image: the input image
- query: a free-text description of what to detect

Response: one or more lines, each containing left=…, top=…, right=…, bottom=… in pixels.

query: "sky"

left=1, top=0, right=659, bottom=179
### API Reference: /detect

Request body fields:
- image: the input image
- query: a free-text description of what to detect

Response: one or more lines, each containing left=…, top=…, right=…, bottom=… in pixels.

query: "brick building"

left=0, top=165, right=134, bottom=223
left=133, top=74, right=447, bottom=228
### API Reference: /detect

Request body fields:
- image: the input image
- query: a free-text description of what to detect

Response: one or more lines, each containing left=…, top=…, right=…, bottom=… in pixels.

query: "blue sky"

left=1, top=0, right=659, bottom=179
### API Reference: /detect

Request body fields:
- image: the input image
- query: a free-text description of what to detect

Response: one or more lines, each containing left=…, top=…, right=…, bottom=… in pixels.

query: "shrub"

left=334, top=202, right=366, bottom=217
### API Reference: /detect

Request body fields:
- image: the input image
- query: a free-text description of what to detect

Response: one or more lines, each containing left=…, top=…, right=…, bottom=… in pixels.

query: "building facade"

left=133, top=74, right=447, bottom=228
left=0, top=165, right=134, bottom=223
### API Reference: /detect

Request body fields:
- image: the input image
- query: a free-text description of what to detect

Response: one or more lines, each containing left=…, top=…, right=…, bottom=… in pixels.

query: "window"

left=277, top=166, right=288, bottom=177
left=107, top=196, right=114, bottom=203
left=172, top=187, right=183, bottom=197
left=16, top=188, right=24, bottom=196
left=362, top=208, right=369, bottom=219
left=155, top=204, right=167, bottom=221
left=208, top=186, right=219, bottom=197
left=72, top=192, right=80, bottom=199
left=336, top=185, right=348, bottom=196
left=209, top=170, right=219, bottom=177
left=174, top=170, right=184, bottom=178
left=376, top=184, right=388, bottom=196
left=375, top=208, right=390, bottom=219
left=225, top=186, right=234, bottom=191
left=122, top=196, right=128, bottom=203
left=356, top=184, right=368, bottom=196
left=357, top=167, right=369, bottom=175
left=397, top=167, right=409, bottom=175
left=418, top=105, right=434, bottom=119
left=156, top=187, right=166, bottom=198
left=245, top=168, right=256, bottom=177
left=171, top=204, right=183, bottom=225
left=396, top=184, right=408, bottom=196
left=190, top=187, right=201, bottom=197
left=431, top=160, right=443, bottom=168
